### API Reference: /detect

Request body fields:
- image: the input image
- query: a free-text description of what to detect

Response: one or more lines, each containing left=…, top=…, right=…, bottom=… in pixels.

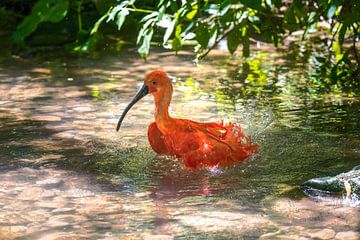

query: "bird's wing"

left=180, top=119, right=235, bottom=151
left=182, top=119, right=226, bottom=136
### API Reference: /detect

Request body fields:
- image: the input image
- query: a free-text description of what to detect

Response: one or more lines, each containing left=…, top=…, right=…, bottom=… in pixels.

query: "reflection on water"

left=0, top=43, right=359, bottom=239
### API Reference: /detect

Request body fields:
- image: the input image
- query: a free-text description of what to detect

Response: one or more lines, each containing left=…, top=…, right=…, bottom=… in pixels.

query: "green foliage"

left=4, top=0, right=360, bottom=90
left=12, top=0, right=69, bottom=45
left=172, top=24, right=182, bottom=53
left=138, top=28, right=153, bottom=59
left=227, top=28, right=241, bottom=54
left=240, top=0, right=261, bottom=10
left=89, top=0, right=357, bottom=65
left=0, top=7, right=20, bottom=32
left=88, top=0, right=358, bottom=89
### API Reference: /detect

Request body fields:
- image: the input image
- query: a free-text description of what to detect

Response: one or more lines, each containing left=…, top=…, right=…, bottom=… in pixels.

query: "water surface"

left=0, top=44, right=359, bottom=239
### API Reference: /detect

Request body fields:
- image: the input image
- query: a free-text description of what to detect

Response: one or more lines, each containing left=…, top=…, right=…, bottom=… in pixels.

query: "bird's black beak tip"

left=116, top=84, right=149, bottom=132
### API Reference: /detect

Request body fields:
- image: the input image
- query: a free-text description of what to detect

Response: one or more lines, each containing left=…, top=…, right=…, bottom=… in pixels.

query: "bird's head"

left=116, top=70, right=172, bottom=131
left=144, top=70, right=172, bottom=95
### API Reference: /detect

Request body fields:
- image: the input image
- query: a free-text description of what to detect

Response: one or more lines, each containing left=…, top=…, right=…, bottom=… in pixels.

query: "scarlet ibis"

left=116, top=70, right=258, bottom=169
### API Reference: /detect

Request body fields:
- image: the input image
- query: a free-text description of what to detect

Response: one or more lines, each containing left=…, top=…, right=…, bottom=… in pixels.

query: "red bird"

left=116, top=70, right=258, bottom=169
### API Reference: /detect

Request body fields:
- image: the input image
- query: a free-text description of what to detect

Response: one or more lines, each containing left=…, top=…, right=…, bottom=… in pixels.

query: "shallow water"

left=0, top=44, right=359, bottom=239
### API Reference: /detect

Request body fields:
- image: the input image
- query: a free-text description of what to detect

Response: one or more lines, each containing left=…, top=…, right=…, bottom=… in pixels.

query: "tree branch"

left=197, top=24, right=235, bottom=60
left=328, top=22, right=341, bottom=50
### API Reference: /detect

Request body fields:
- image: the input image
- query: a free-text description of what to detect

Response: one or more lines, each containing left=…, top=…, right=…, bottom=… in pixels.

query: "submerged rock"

left=302, top=166, right=360, bottom=199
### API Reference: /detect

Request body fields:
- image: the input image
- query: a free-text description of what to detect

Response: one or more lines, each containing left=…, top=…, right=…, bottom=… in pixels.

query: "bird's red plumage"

left=148, top=119, right=258, bottom=169
left=118, top=70, right=258, bottom=169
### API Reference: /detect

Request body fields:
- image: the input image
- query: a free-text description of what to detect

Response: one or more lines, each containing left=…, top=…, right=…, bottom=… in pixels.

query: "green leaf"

left=138, top=28, right=154, bottom=59
left=143, top=17, right=156, bottom=30
left=172, top=25, right=182, bottom=52
left=302, top=11, right=318, bottom=38
left=240, top=0, right=261, bottom=10
left=186, top=4, right=198, bottom=20
left=108, top=5, right=123, bottom=22
left=157, top=5, right=166, bottom=21
left=116, top=8, right=129, bottom=30
left=308, top=11, right=317, bottom=22
left=141, top=11, right=158, bottom=23
left=203, top=4, right=220, bottom=14
left=338, top=23, right=347, bottom=45
left=163, top=18, right=176, bottom=45
left=178, top=7, right=188, bottom=20
left=12, top=0, right=69, bottom=44
left=227, top=29, right=241, bottom=54
left=163, top=9, right=181, bottom=45
left=250, top=23, right=261, bottom=33
left=208, top=25, right=218, bottom=47
left=170, top=1, right=179, bottom=12
left=128, top=0, right=136, bottom=5
left=157, top=0, right=166, bottom=8
left=303, top=22, right=316, bottom=39
left=196, top=24, right=210, bottom=48
left=137, top=27, right=146, bottom=44
left=327, top=4, right=337, bottom=19
left=220, top=0, right=231, bottom=16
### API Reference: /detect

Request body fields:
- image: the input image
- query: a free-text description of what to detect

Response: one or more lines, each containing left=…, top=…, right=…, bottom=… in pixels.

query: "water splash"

left=231, top=105, right=275, bottom=142
left=207, top=165, right=224, bottom=175
left=252, top=110, right=275, bottom=141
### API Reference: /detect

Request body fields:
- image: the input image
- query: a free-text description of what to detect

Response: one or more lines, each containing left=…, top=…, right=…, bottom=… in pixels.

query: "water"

left=0, top=43, right=359, bottom=239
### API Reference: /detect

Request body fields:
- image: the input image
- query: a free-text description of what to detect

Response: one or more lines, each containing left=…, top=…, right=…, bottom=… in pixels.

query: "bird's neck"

left=154, top=87, right=172, bottom=128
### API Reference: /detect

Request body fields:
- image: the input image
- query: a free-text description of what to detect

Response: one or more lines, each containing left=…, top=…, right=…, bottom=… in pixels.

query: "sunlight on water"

left=0, top=44, right=359, bottom=239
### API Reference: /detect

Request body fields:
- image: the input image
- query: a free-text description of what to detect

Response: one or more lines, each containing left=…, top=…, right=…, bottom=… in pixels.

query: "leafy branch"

left=8, top=0, right=360, bottom=86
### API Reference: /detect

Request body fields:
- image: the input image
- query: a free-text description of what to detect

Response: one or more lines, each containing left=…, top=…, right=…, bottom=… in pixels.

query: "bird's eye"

left=152, top=81, right=157, bottom=85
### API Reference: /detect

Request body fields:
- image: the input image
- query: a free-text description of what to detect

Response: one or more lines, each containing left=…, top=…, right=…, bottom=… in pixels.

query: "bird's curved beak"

left=116, top=84, right=149, bottom=131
